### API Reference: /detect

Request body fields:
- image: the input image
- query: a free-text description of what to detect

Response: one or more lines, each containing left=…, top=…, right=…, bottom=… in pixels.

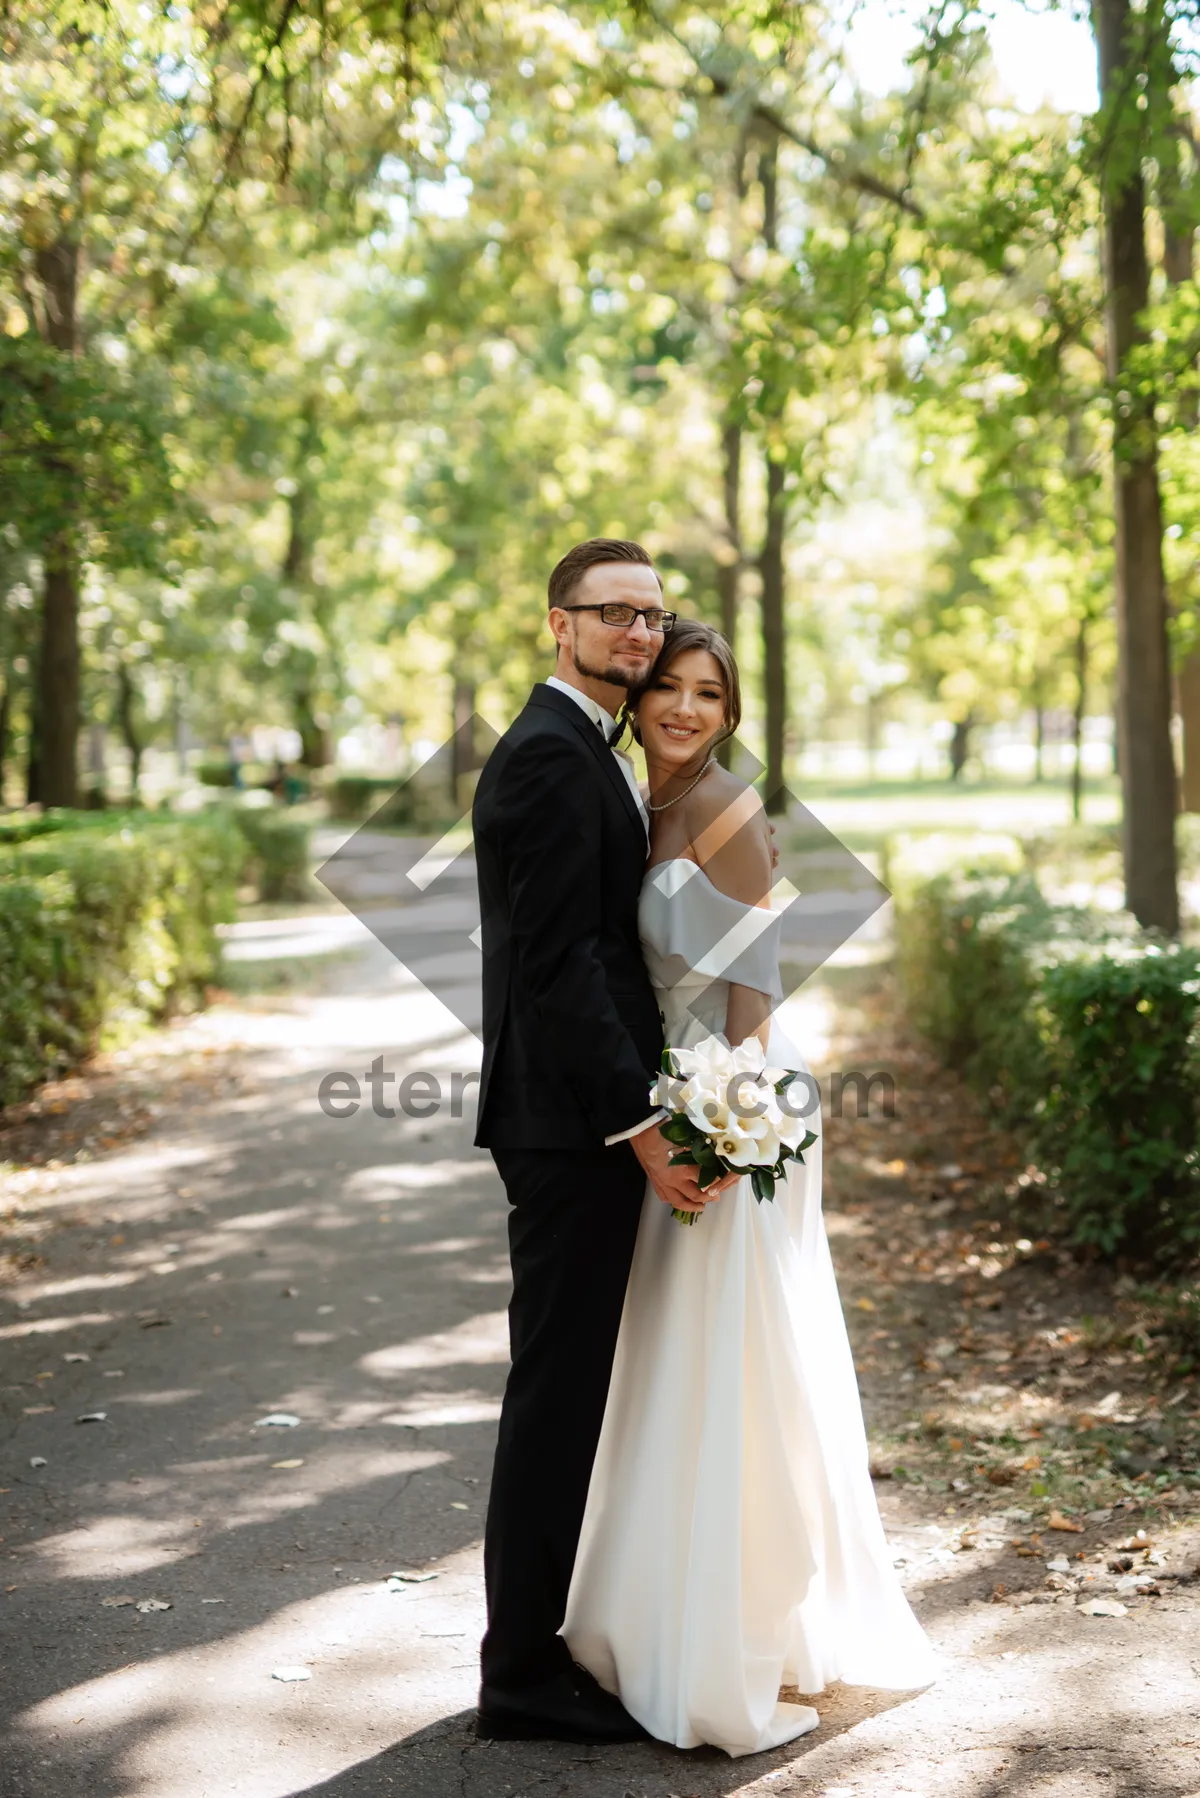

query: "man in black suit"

left=472, top=538, right=715, bottom=1743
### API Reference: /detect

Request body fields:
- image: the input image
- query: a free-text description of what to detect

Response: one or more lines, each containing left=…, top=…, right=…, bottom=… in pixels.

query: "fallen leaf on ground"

left=135, top=1598, right=171, bottom=1613
left=272, top=1459, right=304, bottom=1469
left=22, top=1405, right=54, bottom=1416
left=101, top=1596, right=136, bottom=1608
left=1077, top=1596, right=1127, bottom=1617
left=450, top=1502, right=469, bottom=1511
left=62, top=1353, right=89, bottom=1364
left=1048, top=1510, right=1084, bottom=1532
left=271, top=1666, right=311, bottom=1682
left=28, top=1457, right=46, bottom=1468
left=76, top=1412, right=106, bottom=1424
left=257, top=1413, right=301, bottom=1428
left=389, top=1570, right=437, bottom=1583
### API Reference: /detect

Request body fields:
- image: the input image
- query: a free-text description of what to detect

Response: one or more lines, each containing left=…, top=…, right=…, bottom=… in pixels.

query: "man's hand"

left=630, top=1125, right=738, bottom=1212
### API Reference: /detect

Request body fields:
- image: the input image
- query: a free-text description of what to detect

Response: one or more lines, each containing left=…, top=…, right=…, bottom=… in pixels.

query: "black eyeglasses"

left=563, top=603, right=677, bottom=632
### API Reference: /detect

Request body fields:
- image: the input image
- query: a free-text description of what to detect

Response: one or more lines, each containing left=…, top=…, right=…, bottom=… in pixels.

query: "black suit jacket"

left=472, top=683, right=663, bottom=1150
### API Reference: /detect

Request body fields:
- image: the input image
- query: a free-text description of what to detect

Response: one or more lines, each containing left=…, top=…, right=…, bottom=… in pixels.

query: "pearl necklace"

left=646, top=755, right=715, bottom=813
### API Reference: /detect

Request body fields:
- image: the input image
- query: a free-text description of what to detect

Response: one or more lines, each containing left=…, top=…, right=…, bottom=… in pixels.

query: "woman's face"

left=636, top=647, right=728, bottom=772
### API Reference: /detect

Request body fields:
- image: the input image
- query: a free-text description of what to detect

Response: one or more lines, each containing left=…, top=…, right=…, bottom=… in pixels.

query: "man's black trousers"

left=480, top=1140, right=646, bottom=1693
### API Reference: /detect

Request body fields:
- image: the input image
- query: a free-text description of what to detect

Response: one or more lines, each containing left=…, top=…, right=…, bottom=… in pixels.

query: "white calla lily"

left=730, top=1035, right=767, bottom=1076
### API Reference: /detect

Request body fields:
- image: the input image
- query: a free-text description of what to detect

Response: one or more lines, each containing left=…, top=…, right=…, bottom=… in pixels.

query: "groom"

left=472, top=538, right=712, bottom=1743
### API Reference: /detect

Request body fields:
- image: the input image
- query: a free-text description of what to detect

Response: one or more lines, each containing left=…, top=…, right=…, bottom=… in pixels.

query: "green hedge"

left=327, top=774, right=402, bottom=821
left=0, top=811, right=242, bottom=1108
left=896, top=870, right=1200, bottom=1266
left=327, top=770, right=457, bottom=829
left=234, top=807, right=312, bottom=901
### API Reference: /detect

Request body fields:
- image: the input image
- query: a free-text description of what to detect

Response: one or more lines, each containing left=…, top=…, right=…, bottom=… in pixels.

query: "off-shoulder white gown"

left=563, top=857, right=939, bottom=1757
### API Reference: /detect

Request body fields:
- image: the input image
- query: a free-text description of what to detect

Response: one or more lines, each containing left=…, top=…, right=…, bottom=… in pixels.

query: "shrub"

left=896, top=870, right=1200, bottom=1267
left=327, top=768, right=457, bottom=830
left=1038, top=949, right=1200, bottom=1260
left=895, top=871, right=1062, bottom=1118
left=328, top=774, right=403, bottom=821
left=195, top=758, right=237, bottom=788
left=234, top=808, right=312, bottom=902
left=195, top=758, right=272, bottom=790
left=0, top=810, right=242, bottom=1108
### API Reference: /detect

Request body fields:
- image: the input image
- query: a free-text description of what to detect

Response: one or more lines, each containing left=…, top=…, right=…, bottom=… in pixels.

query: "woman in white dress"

left=562, top=620, right=939, bottom=1758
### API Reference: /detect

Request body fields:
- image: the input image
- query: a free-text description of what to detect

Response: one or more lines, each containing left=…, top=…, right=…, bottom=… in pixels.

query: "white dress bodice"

left=638, top=855, right=785, bottom=1052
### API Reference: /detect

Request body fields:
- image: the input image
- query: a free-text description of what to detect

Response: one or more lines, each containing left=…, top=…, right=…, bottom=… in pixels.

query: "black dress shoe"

left=477, top=1664, right=649, bottom=1743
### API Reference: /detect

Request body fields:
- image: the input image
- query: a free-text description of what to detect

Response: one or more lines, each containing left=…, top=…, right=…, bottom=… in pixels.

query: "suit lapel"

left=527, top=684, right=647, bottom=849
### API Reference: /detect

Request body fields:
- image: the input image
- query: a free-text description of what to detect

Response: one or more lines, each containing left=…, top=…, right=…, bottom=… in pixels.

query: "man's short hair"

left=547, top=538, right=662, bottom=610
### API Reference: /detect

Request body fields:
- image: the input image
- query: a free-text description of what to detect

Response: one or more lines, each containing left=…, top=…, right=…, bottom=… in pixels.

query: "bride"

left=562, top=618, right=939, bottom=1757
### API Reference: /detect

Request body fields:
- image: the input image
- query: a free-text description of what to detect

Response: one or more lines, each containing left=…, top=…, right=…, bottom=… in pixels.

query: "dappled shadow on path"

left=280, top=1688, right=930, bottom=1798
left=1, top=930, right=504, bottom=1796
left=3, top=918, right=1200, bottom=1797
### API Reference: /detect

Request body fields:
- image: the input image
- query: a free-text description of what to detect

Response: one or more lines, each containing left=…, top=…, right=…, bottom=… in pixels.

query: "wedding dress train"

left=563, top=856, right=939, bottom=1757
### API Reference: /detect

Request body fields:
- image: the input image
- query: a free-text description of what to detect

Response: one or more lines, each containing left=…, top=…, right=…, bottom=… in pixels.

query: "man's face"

left=551, top=562, right=666, bottom=691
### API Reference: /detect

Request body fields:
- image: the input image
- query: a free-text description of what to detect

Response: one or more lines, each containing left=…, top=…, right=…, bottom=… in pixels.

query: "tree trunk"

left=452, top=676, right=477, bottom=807
left=0, top=673, right=10, bottom=805
left=757, top=139, right=788, bottom=814
left=760, top=453, right=788, bottom=812
left=25, top=667, right=41, bottom=807
left=1160, top=105, right=1197, bottom=427
left=717, top=418, right=742, bottom=647
left=281, top=415, right=327, bottom=770
left=716, top=418, right=742, bottom=772
left=116, top=660, right=142, bottom=800
left=1093, top=0, right=1179, bottom=931
left=1071, top=615, right=1089, bottom=823
left=1163, top=135, right=1200, bottom=802
left=31, top=235, right=81, bottom=809
left=1178, top=656, right=1200, bottom=812
left=36, top=542, right=80, bottom=807
left=294, top=686, right=329, bottom=769
left=865, top=693, right=878, bottom=781
left=173, top=676, right=189, bottom=778
left=949, top=716, right=971, bottom=781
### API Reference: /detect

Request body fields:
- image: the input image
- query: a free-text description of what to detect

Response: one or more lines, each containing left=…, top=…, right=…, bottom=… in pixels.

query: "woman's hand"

left=630, top=1125, right=738, bottom=1210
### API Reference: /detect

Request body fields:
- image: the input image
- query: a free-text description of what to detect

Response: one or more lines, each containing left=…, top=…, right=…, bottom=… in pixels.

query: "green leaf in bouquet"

left=751, top=1166, right=777, bottom=1204
left=661, top=1114, right=697, bottom=1146
left=668, top=1148, right=699, bottom=1169
left=695, top=1150, right=725, bottom=1189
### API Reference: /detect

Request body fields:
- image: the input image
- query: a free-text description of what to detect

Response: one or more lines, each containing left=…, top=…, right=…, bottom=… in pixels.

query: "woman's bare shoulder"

left=685, top=765, right=764, bottom=828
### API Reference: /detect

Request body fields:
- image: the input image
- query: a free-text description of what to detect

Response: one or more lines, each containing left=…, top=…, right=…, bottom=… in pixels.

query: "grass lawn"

left=786, top=773, right=1121, bottom=857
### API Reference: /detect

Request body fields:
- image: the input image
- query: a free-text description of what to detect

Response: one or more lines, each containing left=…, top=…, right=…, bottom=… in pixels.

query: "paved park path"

left=2, top=836, right=1199, bottom=1798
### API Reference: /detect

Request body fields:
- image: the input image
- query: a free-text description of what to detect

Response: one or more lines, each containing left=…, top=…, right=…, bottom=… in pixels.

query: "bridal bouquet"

left=653, top=1034, right=818, bottom=1225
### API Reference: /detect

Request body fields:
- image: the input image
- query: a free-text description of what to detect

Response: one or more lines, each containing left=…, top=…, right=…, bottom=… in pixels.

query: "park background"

left=6, top=4, right=1200, bottom=1795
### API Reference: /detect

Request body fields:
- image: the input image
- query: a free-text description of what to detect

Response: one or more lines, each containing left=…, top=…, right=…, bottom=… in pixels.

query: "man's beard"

left=571, top=644, right=653, bottom=693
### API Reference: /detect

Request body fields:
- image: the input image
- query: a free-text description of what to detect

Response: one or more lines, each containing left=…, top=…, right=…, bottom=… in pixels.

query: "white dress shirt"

left=544, top=675, right=664, bottom=1147
left=545, top=676, right=648, bottom=837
